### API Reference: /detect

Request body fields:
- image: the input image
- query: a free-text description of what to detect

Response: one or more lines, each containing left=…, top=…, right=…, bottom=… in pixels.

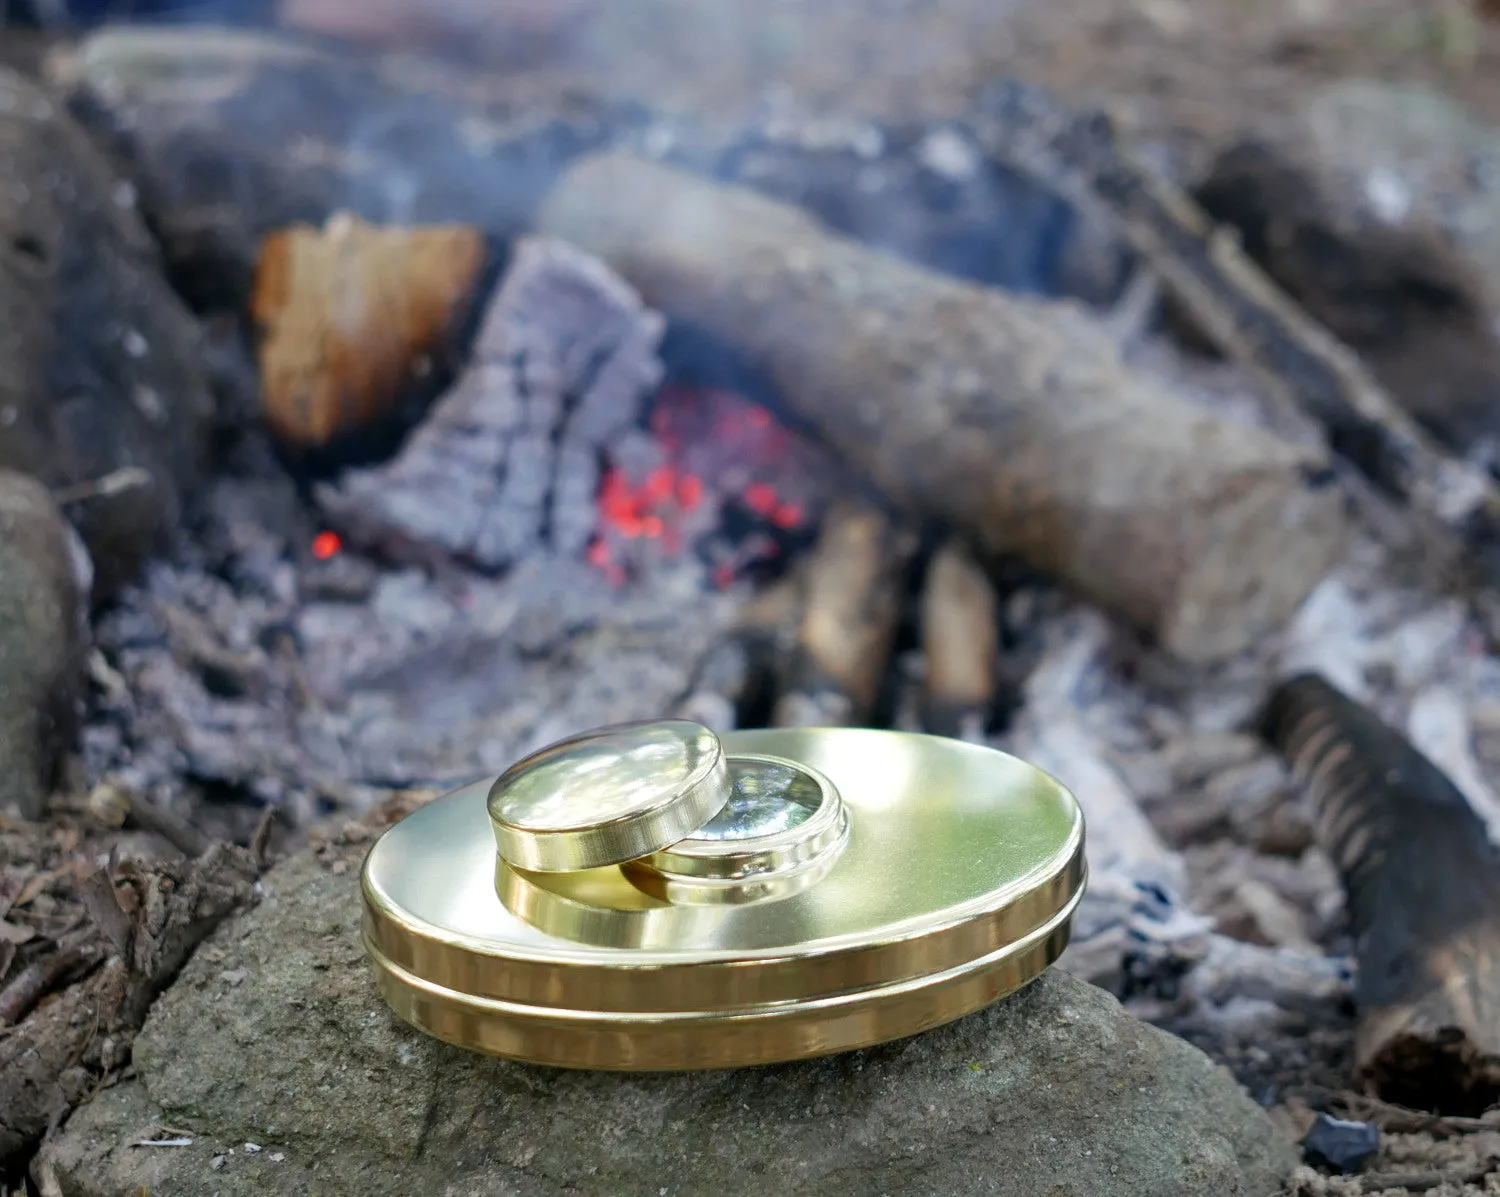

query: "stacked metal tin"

left=361, top=722, right=1086, bottom=1070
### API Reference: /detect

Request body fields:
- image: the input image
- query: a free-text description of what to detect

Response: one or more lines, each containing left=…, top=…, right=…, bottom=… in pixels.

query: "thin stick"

left=0, top=944, right=97, bottom=1026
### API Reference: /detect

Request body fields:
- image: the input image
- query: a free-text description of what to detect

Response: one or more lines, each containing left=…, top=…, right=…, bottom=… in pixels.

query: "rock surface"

left=0, top=470, right=88, bottom=821
left=1292, top=80, right=1500, bottom=307
left=0, top=65, right=213, bottom=597
left=40, top=822, right=1297, bottom=1196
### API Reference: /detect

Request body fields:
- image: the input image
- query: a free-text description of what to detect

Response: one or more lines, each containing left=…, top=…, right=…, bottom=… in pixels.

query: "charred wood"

left=536, top=151, right=1347, bottom=663
left=54, top=27, right=627, bottom=308
left=251, top=213, right=491, bottom=454
left=313, top=236, right=664, bottom=572
left=1262, top=672, right=1500, bottom=1114
left=1193, top=141, right=1500, bottom=465
left=972, top=81, right=1500, bottom=588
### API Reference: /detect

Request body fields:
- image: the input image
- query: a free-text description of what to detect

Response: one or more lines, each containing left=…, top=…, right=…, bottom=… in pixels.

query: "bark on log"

left=535, top=152, right=1348, bottom=663
left=920, top=537, right=998, bottom=740
left=1262, top=672, right=1500, bottom=1114
left=773, top=499, right=909, bottom=727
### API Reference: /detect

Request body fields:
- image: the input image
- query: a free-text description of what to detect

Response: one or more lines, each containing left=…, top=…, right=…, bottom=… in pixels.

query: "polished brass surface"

left=637, top=753, right=849, bottom=885
left=363, top=727, right=1086, bottom=1069
left=487, top=719, right=730, bottom=872
left=366, top=890, right=1080, bottom=1071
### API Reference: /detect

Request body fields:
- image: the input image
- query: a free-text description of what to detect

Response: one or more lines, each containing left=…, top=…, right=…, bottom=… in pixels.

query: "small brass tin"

left=487, top=719, right=731, bottom=872
left=362, top=727, right=1086, bottom=1070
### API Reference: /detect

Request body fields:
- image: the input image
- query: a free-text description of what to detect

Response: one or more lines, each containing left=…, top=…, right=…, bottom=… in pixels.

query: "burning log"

left=971, top=83, right=1500, bottom=586
left=535, top=152, right=1348, bottom=663
left=314, top=236, right=663, bottom=570
left=1262, top=672, right=1500, bottom=1114
left=250, top=213, right=491, bottom=453
left=773, top=499, right=910, bottom=728
left=920, top=537, right=999, bottom=740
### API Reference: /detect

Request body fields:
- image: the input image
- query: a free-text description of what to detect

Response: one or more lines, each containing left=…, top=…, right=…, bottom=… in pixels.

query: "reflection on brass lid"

left=363, top=727, right=1086, bottom=1070
left=487, top=719, right=730, bottom=872
left=626, top=753, right=850, bottom=899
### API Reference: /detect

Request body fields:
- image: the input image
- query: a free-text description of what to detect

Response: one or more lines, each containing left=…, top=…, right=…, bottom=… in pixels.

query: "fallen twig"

left=88, top=782, right=211, bottom=859
left=48, top=466, right=153, bottom=506
left=1359, top=1161, right=1497, bottom=1192
left=1296, top=1085, right=1497, bottom=1136
left=0, top=942, right=99, bottom=1026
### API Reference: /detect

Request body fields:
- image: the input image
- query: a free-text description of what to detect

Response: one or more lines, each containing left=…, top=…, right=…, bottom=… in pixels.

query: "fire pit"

left=4, top=8, right=1500, bottom=1196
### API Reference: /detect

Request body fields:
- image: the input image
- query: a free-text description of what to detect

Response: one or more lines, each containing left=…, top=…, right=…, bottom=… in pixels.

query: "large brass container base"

left=361, top=728, right=1086, bottom=1070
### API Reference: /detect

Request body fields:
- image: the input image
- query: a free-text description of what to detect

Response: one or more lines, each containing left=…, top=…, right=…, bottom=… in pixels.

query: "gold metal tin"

left=633, top=753, right=850, bottom=890
left=363, top=727, right=1086, bottom=1070
left=487, top=719, right=731, bottom=872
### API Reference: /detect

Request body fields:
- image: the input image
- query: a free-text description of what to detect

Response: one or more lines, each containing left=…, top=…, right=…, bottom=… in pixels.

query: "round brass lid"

left=363, top=727, right=1086, bottom=1071
left=487, top=719, right=731, bottom=872
left=642, top=753, right=846, bottom=875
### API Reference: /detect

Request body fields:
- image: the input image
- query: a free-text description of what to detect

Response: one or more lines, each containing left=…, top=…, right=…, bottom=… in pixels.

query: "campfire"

left=4, top=7, right=1500, bottom=1196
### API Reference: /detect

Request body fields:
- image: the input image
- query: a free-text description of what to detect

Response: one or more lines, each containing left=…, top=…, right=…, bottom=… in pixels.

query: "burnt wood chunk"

left=536, top=151, right=1348, bottom=662
left=250, top=214, right=491, bottom=453
left=1262, top=673, right=1500, bottom=1114
left=0, top=66, right=213, bottom=598
left=1194, top=141, right=1500, bottom=464
left=313, top=236, right=664, bottom=571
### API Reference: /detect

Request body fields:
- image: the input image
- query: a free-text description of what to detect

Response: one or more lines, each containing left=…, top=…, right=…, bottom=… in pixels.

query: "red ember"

left=590, top=384, right=829, bottom=587
left=311, top=530, right=343, bottom=560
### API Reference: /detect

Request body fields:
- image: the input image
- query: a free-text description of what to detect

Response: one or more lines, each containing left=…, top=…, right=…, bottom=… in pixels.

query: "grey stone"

left=0, top=66, right=213, bottom=598
left=0, top=470, right=87, bottom=821
left=40, top=834, right=1297, bottom=1196
left=1289, top=79, right=1500, bottom=306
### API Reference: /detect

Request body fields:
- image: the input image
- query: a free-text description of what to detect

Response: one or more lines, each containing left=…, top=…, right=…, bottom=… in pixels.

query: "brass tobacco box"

left=361, top=722, right=1086, bottom=1070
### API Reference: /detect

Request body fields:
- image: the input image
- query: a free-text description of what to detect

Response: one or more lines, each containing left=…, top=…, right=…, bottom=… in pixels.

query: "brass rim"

left=364, top=888, right=1080, bottom=1070
left=636, top=753, right=849, bottom=883
left=486, top=719, right=731, bottom=872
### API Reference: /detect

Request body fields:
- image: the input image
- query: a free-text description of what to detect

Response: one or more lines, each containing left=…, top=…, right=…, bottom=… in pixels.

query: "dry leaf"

left=250, top=212, right=488, bottom=449
left=0, top=940, right=13, bottom=985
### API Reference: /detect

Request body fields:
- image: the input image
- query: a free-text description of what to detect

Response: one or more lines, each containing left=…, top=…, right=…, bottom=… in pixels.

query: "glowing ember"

left=311, top=530, right=343, bottom=560
left=592, top=384, right=829, bottom=587
left=743, top=482, right=779, bottom=517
